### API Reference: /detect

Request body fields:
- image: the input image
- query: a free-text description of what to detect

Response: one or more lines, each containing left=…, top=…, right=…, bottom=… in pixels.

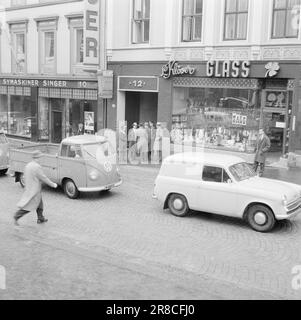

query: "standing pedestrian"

left=128, top=122, right=138, bottom=163
left=153, top=122, right=163, bottom=163
left=14, top=150, right=57, bottom=226
left=253, top=128, right=271, bottom=177
left=77, top=123, right=84, bottom=135
left=136, top=123, right=149, bottom=164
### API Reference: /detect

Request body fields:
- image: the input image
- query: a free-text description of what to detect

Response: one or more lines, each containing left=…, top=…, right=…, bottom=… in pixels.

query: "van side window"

left=61, top=144, right=68, bottom=157
left=202, top=166, right=223, bottom=183
left=223, top=170, right=231, bottom=183
left=67, top=146, right=76, bottom=158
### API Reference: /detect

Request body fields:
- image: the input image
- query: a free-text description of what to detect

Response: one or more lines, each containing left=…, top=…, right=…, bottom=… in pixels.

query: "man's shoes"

left=37, top=218, right=48, bottom=224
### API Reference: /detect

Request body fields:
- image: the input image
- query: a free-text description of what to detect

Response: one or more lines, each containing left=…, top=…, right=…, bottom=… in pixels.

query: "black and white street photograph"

left=1, top=0, right=301, bottom=306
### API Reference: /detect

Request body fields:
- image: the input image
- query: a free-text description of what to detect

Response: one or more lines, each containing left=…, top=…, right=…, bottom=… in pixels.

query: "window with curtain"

left=76, top=29, right=84, bottom=64
left=132, top=0, right=150, bottom=43
left=40, top=28, right=56, bottom=74
left=182, top=0, right=203, bottom=41
left=14, top=33, right=26, bottom=73
left=272, top=0, right=300, bottom=38
left=10, top=22, right=27, bottom=74
left=224, top=0, right=248, bottom=40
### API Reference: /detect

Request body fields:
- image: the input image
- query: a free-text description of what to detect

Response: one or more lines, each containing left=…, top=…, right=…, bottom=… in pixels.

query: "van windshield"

left=229, top=162, right=256, bottom=181
left=82, top=142, right=115, bottom=160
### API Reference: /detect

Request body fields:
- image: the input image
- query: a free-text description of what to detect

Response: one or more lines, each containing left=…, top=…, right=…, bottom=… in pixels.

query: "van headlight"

left=89, top=170, right=99, bottom=181
left=282, top=195, right=288, bottom=207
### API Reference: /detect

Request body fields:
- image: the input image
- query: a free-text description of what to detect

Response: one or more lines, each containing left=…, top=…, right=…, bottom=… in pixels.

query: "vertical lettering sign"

left=84, top=0, right=99, bottom=71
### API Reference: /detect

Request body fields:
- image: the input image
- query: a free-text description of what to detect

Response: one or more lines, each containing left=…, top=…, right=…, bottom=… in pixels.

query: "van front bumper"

left=276, top=206, right=301, bottom=220
left=78, top=180, right=122, bottom=192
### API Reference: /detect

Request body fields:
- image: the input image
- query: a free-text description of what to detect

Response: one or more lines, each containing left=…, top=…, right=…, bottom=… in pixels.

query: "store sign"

left=232, top=113, right=247, bottom=126
left=161, top=61, right=195, bottom=79
left=265, top=62, right=280, bottom=78
left=118, top=76, right=159, bottom=92
left=0, top=78, right=97, bottom=89
left=206, top=61, right=250, bottom=78
left=84, top=0, right=99, bottom=71
left=98, top=70, right=113, bottom=98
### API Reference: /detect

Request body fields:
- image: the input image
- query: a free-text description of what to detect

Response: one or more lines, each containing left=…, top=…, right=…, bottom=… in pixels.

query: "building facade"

left=0, top=0, right=105, bottom=143
left=106, top=0, right=301, bottom=162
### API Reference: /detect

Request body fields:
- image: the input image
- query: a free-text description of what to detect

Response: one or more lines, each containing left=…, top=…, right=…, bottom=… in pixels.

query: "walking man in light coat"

left=14, top=150, right=57, bottom=225
left=253, top=128, right=271, bottom=177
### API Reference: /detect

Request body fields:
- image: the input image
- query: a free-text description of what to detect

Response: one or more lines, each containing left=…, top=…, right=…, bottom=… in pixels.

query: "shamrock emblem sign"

left=265, top=62, right=280, bottom=78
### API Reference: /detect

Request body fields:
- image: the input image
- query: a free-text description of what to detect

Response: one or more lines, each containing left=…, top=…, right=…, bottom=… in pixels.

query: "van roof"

left=62, top=135, right=107, bottom=145
left=163, top=152, right=245, bottom=167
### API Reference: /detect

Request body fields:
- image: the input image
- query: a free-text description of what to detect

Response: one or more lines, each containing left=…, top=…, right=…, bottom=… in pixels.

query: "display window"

left=67, top=99, right=97, bottom=136
left=0, top=93, right=33, bottom=138
left=172, top=86, right=261, bottom=152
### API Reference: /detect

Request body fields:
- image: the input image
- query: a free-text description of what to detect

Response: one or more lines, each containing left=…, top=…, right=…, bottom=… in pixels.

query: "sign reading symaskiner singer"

left=84, top=0, right=99, bottom=71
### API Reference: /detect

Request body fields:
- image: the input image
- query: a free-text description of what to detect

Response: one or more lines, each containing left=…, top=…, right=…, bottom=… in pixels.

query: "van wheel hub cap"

left=254, top=212, right=267, bottom=225
left=173, top=198, right=184, bottom=210
left=66, top=182, right=75, bottom=194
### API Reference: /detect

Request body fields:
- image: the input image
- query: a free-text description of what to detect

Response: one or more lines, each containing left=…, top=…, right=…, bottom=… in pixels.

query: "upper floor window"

left=11, top=0, right=26, bottom=6
left=67, top=16, right=84, bottom=74
left=35, top=17, right=58, bottom=74
left=272, top=0, right=300, bottom=38
left=8, top=21, right=28, bottom=73
left=224, top=0, right=248, bottom=40
left=132, top=0, right=150, bottom=43
left=182, top=0, right=203, bottom=42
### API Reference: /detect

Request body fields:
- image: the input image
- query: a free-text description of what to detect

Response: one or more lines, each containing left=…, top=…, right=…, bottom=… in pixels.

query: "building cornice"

left=5, top=0, right=83, bottom=12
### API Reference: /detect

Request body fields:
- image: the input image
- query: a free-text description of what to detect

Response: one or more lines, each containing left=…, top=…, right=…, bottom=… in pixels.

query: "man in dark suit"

left=253, top=128, right=271, bottom=177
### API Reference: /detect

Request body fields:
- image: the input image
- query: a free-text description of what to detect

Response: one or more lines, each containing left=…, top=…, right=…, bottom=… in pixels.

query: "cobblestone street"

left=0, top=165, right=301, bottom=299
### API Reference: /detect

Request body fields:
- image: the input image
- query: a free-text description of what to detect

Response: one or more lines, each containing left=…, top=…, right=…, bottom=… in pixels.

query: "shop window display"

left=7, top=95, right=32, bottom=138
left=172, top=87, right=261, bottom=153
left=0, top=95, right=8, bottom=133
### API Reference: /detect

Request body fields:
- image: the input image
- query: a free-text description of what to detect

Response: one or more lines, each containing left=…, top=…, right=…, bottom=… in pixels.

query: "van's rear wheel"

left=63, top=179, right=79, bottom=199
left=0, top=169, right=8, bottom=175
left=19, top=173, right=25, bottom=188
left=246, top=204, right=275, bottom=232
left=167, top=193, right=190, bottom=217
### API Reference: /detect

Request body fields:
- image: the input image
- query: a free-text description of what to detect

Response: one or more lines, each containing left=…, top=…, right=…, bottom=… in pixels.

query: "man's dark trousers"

left=14, top=200, right=44, bottom=221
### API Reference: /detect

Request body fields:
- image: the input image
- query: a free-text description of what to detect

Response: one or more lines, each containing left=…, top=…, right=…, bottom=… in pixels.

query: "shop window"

left=272, top=0, right=300, bottom=38
left=172, top=86, right=261, bottom=153
left=7, top=95, right=33, bottom=138
left=224, top=0, right=248, bottom=40
left=182, top=0, right=203, bottom=42
left=132, top=0, right=150, bottom=44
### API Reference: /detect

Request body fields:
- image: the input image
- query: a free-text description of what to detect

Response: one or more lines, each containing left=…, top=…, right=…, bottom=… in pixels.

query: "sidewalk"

left=263, top=166, right=301, bottom=185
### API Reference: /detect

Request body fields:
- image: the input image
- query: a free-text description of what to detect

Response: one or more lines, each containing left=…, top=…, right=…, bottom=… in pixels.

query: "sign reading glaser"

left=84, top=0, right=99, bottom=70
left=206, top=60, right=251, bottom=78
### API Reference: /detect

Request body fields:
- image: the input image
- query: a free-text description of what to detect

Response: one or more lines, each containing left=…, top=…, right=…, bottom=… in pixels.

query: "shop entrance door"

left=51, top=111, right=62, bottom=143
left=125, top=92, right=158, bottom=127
left=261, top=89, right=289, bottom=155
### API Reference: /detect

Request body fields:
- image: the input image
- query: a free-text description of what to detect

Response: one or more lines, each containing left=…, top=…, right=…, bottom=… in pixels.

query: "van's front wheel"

left=63, top=179, right=79, bottom=199
left=167, top=193, right=190, bottom=217
left=246, top=204, right=275, bottom=232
